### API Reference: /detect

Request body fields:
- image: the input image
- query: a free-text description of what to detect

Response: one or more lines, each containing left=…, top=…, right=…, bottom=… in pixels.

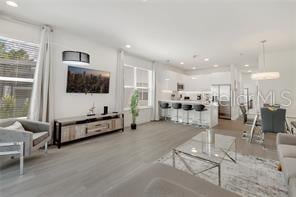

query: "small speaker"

left=104, top=106, right=108, bottom=115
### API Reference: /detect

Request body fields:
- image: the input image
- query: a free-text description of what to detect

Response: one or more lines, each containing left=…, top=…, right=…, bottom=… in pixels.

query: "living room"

left=0, top=0, right=296, bottom=197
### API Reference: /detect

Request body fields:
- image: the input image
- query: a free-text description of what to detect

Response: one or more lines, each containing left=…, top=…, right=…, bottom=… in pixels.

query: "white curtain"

left=29, top=26, right=54, bottom=123
left=114, top=50, right=125, bottom=113
left=151, top=61, right=157, bottom=120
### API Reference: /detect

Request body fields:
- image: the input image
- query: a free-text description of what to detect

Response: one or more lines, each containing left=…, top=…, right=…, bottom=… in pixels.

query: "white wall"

left=0, top=18, right=40, bottom=44
left=155, top=63, right=185, bottom=120
left=0, top=18, right=155, bottom=126
left=241, top=73, right=257, bottom=102
left=52, top=29, right=117, bottom=118
left=123, top=54, right=154, bottom=126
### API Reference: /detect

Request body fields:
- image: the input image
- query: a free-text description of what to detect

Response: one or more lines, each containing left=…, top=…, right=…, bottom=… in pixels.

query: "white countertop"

left=159, top=100, right=218, bottom=106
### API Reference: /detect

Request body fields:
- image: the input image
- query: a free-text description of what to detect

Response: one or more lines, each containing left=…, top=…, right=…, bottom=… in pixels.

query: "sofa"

left=101, top=163, right=239, bottom=197
left=277, top=133, right=296, bottom=197
left=0, top=119, right=50, bottom=156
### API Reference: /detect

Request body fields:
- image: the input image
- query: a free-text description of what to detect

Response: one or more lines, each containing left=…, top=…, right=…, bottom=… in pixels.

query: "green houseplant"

left=130, top=90, right=139, bottom=130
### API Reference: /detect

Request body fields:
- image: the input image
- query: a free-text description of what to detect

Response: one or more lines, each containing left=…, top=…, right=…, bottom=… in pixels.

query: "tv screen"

left=67, top=66, right=110, bottom=94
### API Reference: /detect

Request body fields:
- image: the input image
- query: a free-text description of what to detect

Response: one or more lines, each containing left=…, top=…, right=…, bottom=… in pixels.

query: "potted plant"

left=130, top=90, right=139, bottom=130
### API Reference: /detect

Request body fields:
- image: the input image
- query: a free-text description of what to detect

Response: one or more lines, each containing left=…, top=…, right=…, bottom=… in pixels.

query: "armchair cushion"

left=144, top=177, right=200, bottom=197
left=282, top=158, right=296, bottom=181
left=278, top=144, right=296, bottom=158
left=33, top=132, right=49, bottom=146
left=277, top=133, right=296, bottom=146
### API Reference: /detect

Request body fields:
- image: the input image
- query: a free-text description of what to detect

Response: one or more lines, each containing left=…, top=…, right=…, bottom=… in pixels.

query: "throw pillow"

left=3, top=121, right=25, bottom=131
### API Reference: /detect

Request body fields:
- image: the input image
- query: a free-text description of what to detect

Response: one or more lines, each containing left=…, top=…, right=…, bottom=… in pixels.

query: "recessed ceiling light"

left=248, top=70, right=252, bottom=73
left=204, top=58, right=209, bottom=62
left=165, top=78, right=170, bottom=81
left=244, top=64, right=249, bottom=67
left=180, top=62, right=184, bottom=65
left=192, top=67, right=196, bottom=70
left=191, top=77, right=197, bottom=80
left=125, top=44, right=131, bottom=48
left=6, top=1, right=18, bottom=7
left=213, top=64, right=219, bottom=68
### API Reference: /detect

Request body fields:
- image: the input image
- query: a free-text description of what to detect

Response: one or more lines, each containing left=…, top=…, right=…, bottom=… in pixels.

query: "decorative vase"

left=131, top=123, right=137, bottom=130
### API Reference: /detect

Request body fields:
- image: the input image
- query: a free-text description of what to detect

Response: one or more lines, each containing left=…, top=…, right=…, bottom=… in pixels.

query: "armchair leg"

left=44, top=142, right=48, bottom=154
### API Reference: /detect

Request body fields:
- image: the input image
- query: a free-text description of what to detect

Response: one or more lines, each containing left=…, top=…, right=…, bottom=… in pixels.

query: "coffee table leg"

left=20, top=142, right=24, bottom=175
left=235, top=139, right=237, bottom=161
left=218, top=164, right=221, bottom=186
left=172, top=150, right=175, bottom=168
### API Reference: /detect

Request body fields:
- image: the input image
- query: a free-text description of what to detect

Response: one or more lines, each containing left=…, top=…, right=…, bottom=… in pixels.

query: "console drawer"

left=86, top=120, right=111, bottom=134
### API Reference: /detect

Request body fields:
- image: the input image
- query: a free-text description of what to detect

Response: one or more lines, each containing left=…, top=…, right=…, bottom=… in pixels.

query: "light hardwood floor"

left=0, top=120, right=277, bottom=197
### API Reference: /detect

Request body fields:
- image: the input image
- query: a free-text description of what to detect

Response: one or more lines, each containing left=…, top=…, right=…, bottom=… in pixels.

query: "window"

left=0, top=36, right=39, bottom=119
left=124, top=65, right=152, bottom=109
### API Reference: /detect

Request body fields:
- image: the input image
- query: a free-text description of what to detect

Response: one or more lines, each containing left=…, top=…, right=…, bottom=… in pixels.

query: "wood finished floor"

left=0, top=120, right=278, bottom=197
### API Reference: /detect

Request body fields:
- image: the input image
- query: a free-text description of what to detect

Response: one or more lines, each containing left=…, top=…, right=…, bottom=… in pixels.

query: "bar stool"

left=172, top=103, right=182, bottom=122
left=182, top=104, right=193, bottom=124
left=160, top=102, right=171, bottom=120
left=194, top=104, right=207, bottom=128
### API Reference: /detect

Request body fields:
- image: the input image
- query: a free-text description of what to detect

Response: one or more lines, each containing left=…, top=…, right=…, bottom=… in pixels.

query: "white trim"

left=136, top=87, right=149, bottom=89
left=124, top=86, right=149, bottom=89
left=124, top=64, right=152, bottom=72
left=0, top=35, right=39, bottom=47
left=124, top=106, right=153, bottom=111
left=0, top=76, right=34, bottom=83
left=124, top=85, right=134, bottom=89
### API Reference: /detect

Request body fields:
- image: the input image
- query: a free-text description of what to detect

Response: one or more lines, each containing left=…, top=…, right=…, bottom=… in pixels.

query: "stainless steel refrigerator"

left=211, top=84, right=232, bottom=120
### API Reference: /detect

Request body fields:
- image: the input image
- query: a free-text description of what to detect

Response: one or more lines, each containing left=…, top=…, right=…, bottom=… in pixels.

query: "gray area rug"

left=157, top=142, right=288, bottom=196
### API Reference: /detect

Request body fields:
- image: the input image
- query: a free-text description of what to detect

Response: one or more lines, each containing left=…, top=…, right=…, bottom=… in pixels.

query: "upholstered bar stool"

left=182, top=104, right=193, bottom=124
left=172, top=103, right=182, bottom=122
left=194, top=104, right=207, bottom=128
left=160, top=102, right=171, bottom=121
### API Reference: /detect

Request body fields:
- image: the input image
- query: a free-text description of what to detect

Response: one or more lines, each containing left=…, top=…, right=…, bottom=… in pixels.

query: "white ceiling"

left=1, top=0, right=295, bottom=70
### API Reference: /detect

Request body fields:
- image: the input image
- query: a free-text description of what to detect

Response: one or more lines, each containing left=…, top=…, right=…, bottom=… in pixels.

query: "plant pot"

left=131, top=123, right=137, bottom=130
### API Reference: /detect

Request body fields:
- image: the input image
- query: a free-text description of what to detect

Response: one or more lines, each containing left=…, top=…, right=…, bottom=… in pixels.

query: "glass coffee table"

left=172, top=131, right=237, bottom=186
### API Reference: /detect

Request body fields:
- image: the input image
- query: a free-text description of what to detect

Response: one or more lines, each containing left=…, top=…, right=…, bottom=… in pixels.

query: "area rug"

left=157, top=139, right=288, bottom=197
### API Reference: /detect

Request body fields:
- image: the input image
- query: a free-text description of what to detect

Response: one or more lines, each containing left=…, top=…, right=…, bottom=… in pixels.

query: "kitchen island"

left=158, top=100, right=219, bottom=128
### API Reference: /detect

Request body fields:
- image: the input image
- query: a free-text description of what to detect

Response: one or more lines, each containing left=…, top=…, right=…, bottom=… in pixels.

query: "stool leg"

left=187, top=111, right=189, bottom=124
left=176, top=109, right=179, bottom=122
left=200, top=111, right=202, bottom=126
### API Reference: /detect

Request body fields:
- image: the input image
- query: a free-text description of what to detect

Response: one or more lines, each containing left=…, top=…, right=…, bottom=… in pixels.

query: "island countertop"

left=158, top=100, right=218, bottom=106
left=158, top=100, right=219, bottom=127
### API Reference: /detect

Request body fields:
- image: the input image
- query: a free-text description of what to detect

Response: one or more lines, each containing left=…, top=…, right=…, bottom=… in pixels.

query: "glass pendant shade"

left=251, top=72, right=280, bottom=80
left=251, top=40, right=280, bottom=81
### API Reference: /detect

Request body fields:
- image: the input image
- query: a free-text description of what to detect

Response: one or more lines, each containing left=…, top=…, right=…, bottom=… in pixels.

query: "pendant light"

left=251, top=40, right=280, bottom=80
left=62, top=51, right=90, bottom=66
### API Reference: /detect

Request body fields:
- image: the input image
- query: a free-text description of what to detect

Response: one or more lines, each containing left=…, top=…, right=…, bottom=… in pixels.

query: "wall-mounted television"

left=67, top=65, right=110, bottom=94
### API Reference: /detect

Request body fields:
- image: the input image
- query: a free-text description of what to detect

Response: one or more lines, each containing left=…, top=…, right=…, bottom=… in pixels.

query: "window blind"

left=0, top=36, right=39, bottom=119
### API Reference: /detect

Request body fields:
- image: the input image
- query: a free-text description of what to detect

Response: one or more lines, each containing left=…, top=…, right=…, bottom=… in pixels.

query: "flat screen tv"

left=67, top=66, right=110, bottom=94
